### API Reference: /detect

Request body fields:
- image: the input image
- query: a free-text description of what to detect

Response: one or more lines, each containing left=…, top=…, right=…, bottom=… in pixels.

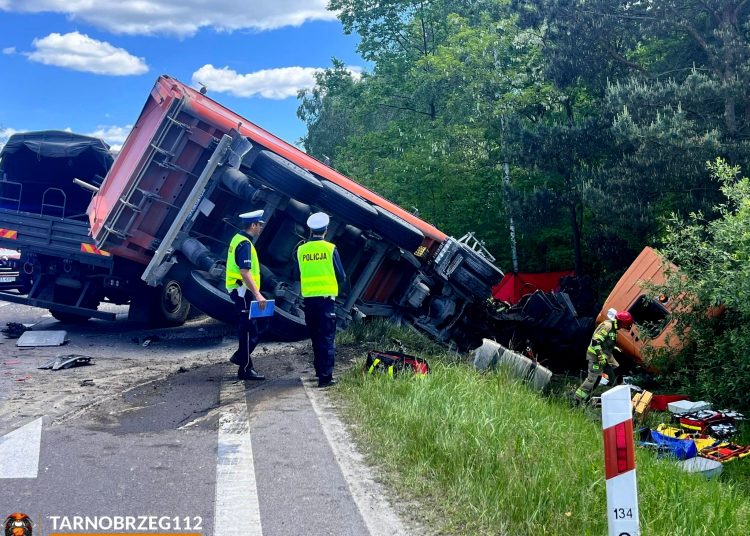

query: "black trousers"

left=230, top=289, right=260, bottom=374
left=304, top=297, right=336, bottom=383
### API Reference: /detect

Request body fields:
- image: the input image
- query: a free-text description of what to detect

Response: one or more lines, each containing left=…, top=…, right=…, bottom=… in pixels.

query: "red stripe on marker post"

left=602, top=385, right=641, bottom=536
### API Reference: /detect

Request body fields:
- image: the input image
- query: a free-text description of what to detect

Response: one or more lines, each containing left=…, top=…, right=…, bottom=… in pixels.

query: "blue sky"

left=0, top=1, right=363, bottom=151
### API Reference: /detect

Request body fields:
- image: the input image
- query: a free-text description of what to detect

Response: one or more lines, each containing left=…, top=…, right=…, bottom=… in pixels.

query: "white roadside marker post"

left=601, top=385, right=640, bottom=536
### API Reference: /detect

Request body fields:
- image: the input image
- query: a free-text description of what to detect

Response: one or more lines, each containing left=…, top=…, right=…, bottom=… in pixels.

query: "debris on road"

left=39, top=354, right=93, bottom=371
left=2, top=322, right=29, bottom=338
left=79, top=379, right=95, bottom=387
left=17, top=330, right=67, bottom=348
left=133, top=334, right=161, bottom=347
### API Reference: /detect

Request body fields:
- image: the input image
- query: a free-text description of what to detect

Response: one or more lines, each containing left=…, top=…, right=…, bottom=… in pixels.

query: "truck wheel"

left=371, top=206, right=424, bottom=252
left=451, top=266, right=492, bottom=300
left=459, top=245, right=504, bottom=285
left=50, top=286, right=95, bottom=323
left=266, top=306, right=307, bottom=342
left=318, top=180, right=378, bottom=230
left=50, top=309, right=92, bottom=323
left=155, top=279, right=191, bottom=326
left=250, top=150, right=323, bottom=204
left=181, top=270, right=236, bottom=324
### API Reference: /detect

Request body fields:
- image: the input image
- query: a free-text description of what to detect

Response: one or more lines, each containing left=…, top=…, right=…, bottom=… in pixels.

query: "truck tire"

left=318, top=180, right=378, bottom=230
left=371, top=206, right=424, bottom=252
left=50, top=309, right=92, bottom=323
left=265, top=306, right=307, bottom=342
left=459, top=245, right=504, bottom=285
left=250, top=150, right=323, bottom=204
left=50, top=285, right=96, bottom=323
left=451, top=266, right=492, bottom=300
left=181, top=270, right=236, bottom=324
left=155, top=279, right=191, bottom=326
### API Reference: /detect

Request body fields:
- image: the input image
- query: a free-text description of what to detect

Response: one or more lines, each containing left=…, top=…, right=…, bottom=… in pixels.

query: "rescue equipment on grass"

left=364, top=350, right=429, bottom=377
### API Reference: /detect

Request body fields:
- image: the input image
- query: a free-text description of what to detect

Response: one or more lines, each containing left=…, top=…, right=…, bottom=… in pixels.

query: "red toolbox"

left=679, top=410, right=732, bottom=433
left=650, top=394, right=689, bottom=411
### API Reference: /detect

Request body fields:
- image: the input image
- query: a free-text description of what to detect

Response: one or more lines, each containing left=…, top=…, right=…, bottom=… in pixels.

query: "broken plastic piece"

left=17, top=330, right=67, bottom=347
left=38, top=355, right=93, bottom=371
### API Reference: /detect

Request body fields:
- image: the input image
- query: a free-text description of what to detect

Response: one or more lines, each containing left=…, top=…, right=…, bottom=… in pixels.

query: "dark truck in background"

left=0, top=131, right=191, bottom=324
left=87, top=75, right=505, bottom=347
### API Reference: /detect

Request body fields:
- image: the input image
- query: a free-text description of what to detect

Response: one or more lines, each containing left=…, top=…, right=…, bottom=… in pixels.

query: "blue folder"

left=248, top=299, right=275, bottom=319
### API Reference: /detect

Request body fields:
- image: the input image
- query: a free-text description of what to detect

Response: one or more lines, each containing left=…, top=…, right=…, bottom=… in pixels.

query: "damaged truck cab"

left=88, top=75, right=503, bottom=345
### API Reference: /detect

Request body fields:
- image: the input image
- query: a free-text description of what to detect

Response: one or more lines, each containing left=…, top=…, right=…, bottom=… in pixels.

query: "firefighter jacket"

left=587, top=319, right=618, bottom=363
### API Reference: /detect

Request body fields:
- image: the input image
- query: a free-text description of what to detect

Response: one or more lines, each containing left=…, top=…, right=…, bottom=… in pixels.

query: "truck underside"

left=89, top=76, right=506, bottom=349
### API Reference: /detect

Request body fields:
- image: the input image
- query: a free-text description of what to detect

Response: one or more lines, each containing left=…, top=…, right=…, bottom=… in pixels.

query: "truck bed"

left=0, top=210, right=112, bottom=268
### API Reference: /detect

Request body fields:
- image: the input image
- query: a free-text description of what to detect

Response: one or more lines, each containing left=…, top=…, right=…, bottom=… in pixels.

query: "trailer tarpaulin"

left=0, top=130, right=113, bottom=216
left=492, top=271, right=574, bottom=304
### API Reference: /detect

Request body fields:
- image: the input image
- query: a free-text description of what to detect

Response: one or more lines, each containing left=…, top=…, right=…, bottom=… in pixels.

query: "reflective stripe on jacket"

left=225, top=233, right=260, bottom=291
left=587, top=319, right=618, bottom=361
left=297, top=240, right=338, bottom=298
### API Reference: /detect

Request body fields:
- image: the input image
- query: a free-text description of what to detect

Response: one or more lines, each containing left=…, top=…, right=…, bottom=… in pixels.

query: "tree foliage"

left=652, top=160, right=750, bottom=409
left=299, top=0, right=750, bottom=287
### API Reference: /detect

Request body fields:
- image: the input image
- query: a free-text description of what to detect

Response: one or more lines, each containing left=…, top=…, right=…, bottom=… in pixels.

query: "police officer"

left=226, top=210, right=267, bottom=381
left=574, top=310, right=634, bottom=403
left=296, top=212, right=346, bottom=387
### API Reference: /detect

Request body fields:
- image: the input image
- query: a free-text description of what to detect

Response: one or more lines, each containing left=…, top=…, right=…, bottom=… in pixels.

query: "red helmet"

left=615, top=311, right=633, bottom=329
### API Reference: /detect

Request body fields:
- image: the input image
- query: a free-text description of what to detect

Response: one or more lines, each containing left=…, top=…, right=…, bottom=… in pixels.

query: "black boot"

left=239, top=368, right=265, bottom=381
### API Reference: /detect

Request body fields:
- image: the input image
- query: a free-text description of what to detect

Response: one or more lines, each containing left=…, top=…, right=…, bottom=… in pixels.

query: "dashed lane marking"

left=302, top=378, right=410, bottom=536
left=214, top=375, right=263, bottom=536
left=0, top=417, right=43, bottom=479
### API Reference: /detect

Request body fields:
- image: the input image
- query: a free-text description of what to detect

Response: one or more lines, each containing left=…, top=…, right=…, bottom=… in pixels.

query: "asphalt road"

left=0, top=300, right=416, bottom=536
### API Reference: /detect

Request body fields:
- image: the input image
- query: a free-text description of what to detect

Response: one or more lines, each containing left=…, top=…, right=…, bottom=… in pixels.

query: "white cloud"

left=2, top=46, right=16, bottom=54
left=0, top=1, right=337, bottom=36
left=192, top=64, right=362, bottom=100
left=26, top=32, right=148, bottom=76
left=0, top=127, right=21, bottom=151
left=86, top=124, right=131, bottom=152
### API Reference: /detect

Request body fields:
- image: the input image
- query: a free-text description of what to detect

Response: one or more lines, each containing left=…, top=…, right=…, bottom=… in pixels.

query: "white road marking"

left=302, top=379, right=411, bottom=536
left=214, top=376, right=262, bottom=536
left=0, top=417, right=43, bottom=479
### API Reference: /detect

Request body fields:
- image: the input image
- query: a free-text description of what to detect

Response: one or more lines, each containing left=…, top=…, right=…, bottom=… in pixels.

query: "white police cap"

left=239, top=210, right=265, bottom=224
left=306, top=212, right=330, bottom=232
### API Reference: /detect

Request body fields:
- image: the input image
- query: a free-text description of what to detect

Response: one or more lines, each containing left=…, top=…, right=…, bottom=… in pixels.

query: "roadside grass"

left=334, top=320, right=750, bottom=535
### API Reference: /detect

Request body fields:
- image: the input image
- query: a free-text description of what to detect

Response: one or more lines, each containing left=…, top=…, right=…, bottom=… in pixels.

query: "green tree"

left=300, top=2, right=554, bottom=264
left=297, top=59, right=364, bottom=162
left=653, top=159, right=750, bottom=409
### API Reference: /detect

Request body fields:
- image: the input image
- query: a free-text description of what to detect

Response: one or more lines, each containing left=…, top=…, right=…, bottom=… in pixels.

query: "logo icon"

left=4, top=513, right=32, bottom=536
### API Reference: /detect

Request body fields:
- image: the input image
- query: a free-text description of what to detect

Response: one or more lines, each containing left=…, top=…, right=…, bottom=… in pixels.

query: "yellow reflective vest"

left=297, top=240, right=338, bottom=298
left=225, top=233, right=260, bottom=291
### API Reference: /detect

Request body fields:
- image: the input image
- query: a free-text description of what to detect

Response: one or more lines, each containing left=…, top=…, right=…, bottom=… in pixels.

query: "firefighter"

left=226, top=210, right=267, bottom=381
left=296, top=212, right=346, bottom=387
left=574, top=311, right=634, bottom=403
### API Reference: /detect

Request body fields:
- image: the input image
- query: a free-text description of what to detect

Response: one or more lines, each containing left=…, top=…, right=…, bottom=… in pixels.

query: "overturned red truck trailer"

left=88, top=75, right=504, bottom=345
